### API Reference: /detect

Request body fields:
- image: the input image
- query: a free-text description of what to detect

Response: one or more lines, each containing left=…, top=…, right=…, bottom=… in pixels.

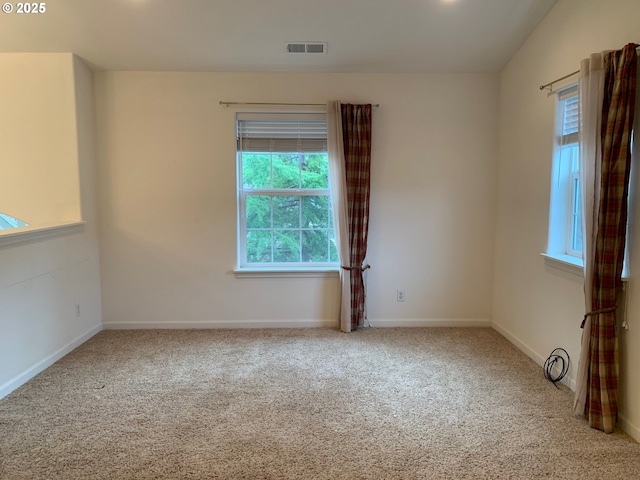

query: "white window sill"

left=541, top=252, right=583, bottom=276
left=0, top=221, right=85, bottom=248
left=541, top=252, right=628, bottom=281
left=234, top=267, right=339, bottom=278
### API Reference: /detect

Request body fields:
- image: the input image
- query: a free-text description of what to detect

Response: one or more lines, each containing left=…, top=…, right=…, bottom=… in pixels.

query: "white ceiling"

left=0, top=0, right=557, bottom=73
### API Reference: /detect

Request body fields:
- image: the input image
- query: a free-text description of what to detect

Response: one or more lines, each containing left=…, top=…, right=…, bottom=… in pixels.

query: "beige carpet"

left=1, top=328, right=639, bottom=479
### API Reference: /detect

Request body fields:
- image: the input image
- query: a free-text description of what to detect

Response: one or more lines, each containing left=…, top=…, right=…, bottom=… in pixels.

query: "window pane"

left=329, top=231, right=339, bottom=263
left=246, top=196, right=271, bottom=229
left=570, top=144, right=580, bottom=173
left=302, top=195, right=329, bottom=228
left=573, top=215, right=583, bottom=252
left=242, top=153, right=271, bottom=189
left=302, top=230, right=329, bottom=262
left=301, top=153, right=329, bottom=188
left=274, top=230, right=300, bottom=262
left=272, top=196, right=299, bottom=228
left=572, top=178, right=583, bottom=252
left=246, top=230, right=272, bottom=263
left=272, top=154, right=300, bottom=189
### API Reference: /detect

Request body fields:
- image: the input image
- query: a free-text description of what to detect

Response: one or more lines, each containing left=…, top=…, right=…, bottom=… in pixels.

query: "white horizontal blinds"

left=559, top=86, right=579, bottom=144
left=237, top=113, right=327, bottom=153
left=563, top=96, right=579, bottom=136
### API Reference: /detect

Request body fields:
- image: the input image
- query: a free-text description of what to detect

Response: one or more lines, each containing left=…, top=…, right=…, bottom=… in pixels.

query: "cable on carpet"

left=543, top=348, right=569, bottom=388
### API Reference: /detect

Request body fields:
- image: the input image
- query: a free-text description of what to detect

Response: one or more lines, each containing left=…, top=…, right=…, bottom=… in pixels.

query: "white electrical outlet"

left=75, top=304, right=81, bottom=317
left=397, top=289, right=406, bottom=302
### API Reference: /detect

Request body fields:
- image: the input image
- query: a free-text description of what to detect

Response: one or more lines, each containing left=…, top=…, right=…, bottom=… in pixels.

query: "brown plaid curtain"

left=341, top=104, right=372, bottom=331
left=578, top=43, right=637, bottom=433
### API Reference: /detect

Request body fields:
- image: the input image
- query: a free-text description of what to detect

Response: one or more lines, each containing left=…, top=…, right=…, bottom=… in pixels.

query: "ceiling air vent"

left=285, top=42, right=328, bottom=54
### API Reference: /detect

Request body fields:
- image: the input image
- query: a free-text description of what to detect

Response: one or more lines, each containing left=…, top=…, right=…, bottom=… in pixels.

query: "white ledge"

left=541, top=252, right=583, bottom=277
left=233, top=267, right=339, bottom=278
left=0, top=221, right=85, bottom=248
left=542, top=252, right=628, bottom=281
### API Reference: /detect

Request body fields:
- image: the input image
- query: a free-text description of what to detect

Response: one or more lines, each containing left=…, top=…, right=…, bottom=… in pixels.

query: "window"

left=561, top=91, right=582, bottom=256
left=547, top=86, right=582, bottom=262
left=0, top=212, right=28, bottom=230
left=236, top=113, right=338, bottom=269
left=546, top=86, right=632, bottom=278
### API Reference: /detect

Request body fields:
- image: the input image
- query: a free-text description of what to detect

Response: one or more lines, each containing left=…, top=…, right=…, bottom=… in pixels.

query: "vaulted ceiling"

left=0, top=0, right=557, bottom=72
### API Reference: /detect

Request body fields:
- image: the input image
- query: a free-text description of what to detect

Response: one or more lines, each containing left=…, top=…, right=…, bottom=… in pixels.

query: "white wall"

left=493, top=0, right=640, bottom=439
left=0, top=53, right=81, bottom=227
left=0, top=55, right=102, bottom=398
left=94, top=72, right=499, bottom=328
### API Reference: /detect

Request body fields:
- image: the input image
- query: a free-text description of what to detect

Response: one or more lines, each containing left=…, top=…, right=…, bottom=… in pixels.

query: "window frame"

left=235, top=112, right=339, bottom=272
left=546, top=85, right=582, bottom=266
left=544, top=84, right=632, bottom=280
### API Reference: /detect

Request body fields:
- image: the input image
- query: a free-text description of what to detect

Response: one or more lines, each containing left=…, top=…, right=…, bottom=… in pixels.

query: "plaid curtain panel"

left=583, top=43, right=637, bottom=433
left=341, top=104, right=372, bottom=331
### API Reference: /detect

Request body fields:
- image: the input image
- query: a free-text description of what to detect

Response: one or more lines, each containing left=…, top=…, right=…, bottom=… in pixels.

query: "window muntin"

left=237, top=113, right=338, bottom=268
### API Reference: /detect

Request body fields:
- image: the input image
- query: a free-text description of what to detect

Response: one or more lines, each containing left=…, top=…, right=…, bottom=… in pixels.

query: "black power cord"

left=543, top=348, right=570, bottom=388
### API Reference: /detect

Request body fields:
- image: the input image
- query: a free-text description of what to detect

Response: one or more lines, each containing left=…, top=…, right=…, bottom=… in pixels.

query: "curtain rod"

left=539, top=70, right=580, bottom=91
left=539, top=45, right=640, bottom=91
left=219, top=101, right=380, bottom=108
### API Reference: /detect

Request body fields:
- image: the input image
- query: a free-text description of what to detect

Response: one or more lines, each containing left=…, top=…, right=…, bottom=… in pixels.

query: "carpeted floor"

left=0, top=327, right=639, bottom=479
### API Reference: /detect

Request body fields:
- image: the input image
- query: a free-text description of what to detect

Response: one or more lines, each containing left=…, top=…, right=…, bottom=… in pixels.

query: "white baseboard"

left=618, top=415, right=640, bottom=442
left=102, top=319, right=339, bottom=329
left=491, top=321, right=640, bottom=441
left=491, top=321, right=576, bottom=391
left=104, top=318, right=491, bottom=330
left=367, top=318, right=492, bottom=328
left=0, top=324, right=103, bottom=400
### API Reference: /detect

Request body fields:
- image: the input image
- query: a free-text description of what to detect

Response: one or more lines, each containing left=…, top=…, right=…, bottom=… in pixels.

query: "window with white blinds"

left=235, top=113, right=338, bottom=269
left=546, top=84, right=633, bottom=277
left=559, top=87, right=582, bottom=256
left=547, top=85, right=583, bottom=261
left=237, top=113, right=327, bottom=153
left=559, top=87, right=579, bottom=143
